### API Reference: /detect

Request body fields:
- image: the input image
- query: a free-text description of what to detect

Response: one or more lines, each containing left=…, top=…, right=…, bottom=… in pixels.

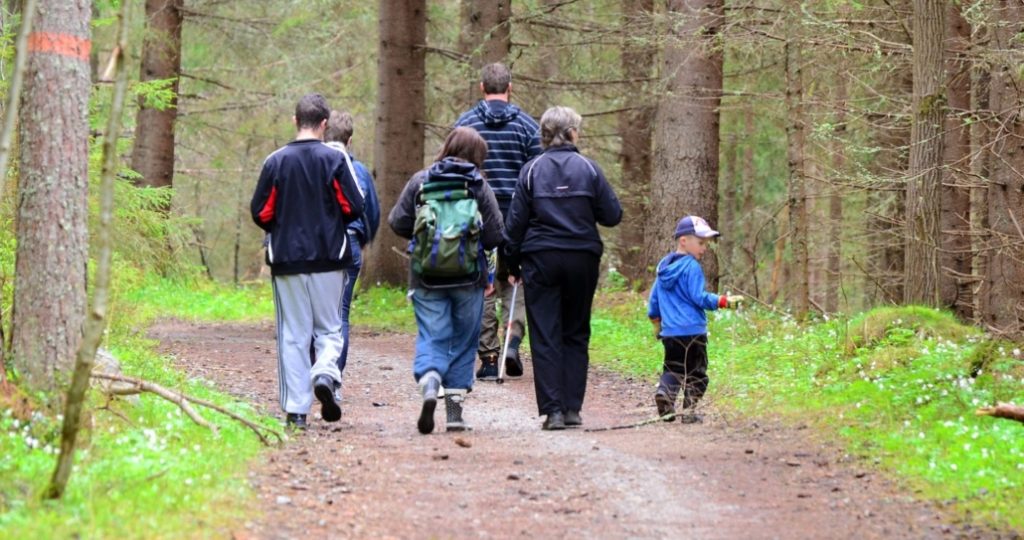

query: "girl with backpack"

left=387, top=127, right=503, bottom=434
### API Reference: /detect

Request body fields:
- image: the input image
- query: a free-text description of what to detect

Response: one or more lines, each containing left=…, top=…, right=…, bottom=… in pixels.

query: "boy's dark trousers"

left=521, top=250, right=600, bottom=416
left=657, top=335, right=709, bottom=409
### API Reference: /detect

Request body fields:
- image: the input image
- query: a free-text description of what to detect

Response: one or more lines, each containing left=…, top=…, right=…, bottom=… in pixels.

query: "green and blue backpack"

left=409, top=179, right=483, bottom=279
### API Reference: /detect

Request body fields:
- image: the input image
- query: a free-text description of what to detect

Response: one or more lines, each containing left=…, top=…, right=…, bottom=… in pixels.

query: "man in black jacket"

left=250, top=94, right=365, bottom=430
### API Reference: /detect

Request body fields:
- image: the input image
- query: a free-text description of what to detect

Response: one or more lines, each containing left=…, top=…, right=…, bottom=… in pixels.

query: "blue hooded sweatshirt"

left=647, top=252, right=723, bottom=337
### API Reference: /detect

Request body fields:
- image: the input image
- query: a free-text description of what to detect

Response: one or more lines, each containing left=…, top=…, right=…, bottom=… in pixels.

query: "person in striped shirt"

left=453, top=62, right=541, bottom=381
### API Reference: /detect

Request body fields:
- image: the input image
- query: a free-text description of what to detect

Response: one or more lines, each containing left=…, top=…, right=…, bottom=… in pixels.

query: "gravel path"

left=151, top=320, right=1001, bottom=539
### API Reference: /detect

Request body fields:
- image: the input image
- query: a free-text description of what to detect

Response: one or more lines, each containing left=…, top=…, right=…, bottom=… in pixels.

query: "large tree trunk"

left=649, top=0, right=724, bottom=288
left=983, top=0, right=1024, bottom=336
left=825, top=73, right=847, bottom=314
left=903, top=0, right=945, bottom=306
left=130, top=0, right=183, bottom=191
left=12, top=0, right=92, bottom=391
left=457, top=0, right=510, bottom=105
left=615, top=0, right=655, bottom=286
left=969, top=19, right=991, bottom=326
left=940, top=2, right=972, bottom=317
left=784, top=40, right=809, bottom=319
left=46, top=0, right=130, bottom=499
left=365, top=0, right=426, bottom=286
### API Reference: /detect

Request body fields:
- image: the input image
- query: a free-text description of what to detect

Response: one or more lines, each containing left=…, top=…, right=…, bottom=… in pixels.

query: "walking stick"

left=496, top=281, right=520, bottom=385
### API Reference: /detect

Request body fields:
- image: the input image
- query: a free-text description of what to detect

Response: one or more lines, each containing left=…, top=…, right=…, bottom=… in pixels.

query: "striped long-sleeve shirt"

left=454, top=99, right=541, bottom=216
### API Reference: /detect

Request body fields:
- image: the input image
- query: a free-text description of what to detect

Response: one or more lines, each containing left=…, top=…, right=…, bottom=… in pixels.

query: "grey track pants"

left=272, top=270, right=347, bottom=414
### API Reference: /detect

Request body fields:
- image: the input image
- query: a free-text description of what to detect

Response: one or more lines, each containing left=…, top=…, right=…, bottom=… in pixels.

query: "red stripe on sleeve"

left=332, top=178, right=353, bottom=216
left=258, top=186, right=277, bottom=223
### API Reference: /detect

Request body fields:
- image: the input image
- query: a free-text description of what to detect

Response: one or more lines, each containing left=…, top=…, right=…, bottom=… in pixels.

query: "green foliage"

left=589, top=291, right=1024, bottom=530
left=131, top=77, right=178, bottom=111
left=0, top=269, right=277, bottom=538
left=350, top=285, right=415, bottom=334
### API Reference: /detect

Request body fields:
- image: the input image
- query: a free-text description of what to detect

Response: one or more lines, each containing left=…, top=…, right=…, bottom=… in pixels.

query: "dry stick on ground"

left=584, top=412, right=677, bottom=432
left=91, top=372, right=284, bottom=447
left=976, top=402, right=1024, bottom=424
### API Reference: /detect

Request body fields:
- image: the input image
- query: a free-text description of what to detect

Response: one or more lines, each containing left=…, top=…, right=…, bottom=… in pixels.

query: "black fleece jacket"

left=503, top=145, right=622, bottom=271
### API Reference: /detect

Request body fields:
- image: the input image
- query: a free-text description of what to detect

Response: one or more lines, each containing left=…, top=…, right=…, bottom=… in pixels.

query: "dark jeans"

left=657, top=335, right=709, bottom=408
left=337, top=235, right=362, bottom=375
left=522, top=250, right=600, bottom=416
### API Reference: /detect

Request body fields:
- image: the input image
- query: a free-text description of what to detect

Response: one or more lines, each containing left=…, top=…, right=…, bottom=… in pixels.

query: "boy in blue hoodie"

left=648, top=216, right=743, bottom=423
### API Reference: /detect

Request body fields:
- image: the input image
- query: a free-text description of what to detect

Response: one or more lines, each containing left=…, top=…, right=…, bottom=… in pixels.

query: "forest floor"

left=151, top=320, right=1008, bottom=540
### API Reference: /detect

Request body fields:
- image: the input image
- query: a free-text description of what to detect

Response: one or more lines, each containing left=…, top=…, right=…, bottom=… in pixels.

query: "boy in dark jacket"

left=648, top=216, right=743, bottom=424
left=250, top=94, right=364, bottom=430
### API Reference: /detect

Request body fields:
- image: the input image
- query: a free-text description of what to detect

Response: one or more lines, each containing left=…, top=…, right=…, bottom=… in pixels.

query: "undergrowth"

left=0, top=265, right=279, bottom=539
left=589, top=293, right=1024, bottom=532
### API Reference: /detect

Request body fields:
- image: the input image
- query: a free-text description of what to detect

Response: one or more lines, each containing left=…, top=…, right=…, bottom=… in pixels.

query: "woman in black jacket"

left=388, top=127, right=503, bottom=434
left=503, top=106, right=623, bottom=430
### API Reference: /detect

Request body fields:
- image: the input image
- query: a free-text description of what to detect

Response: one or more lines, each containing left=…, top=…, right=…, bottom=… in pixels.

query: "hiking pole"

left=495, top=281, right=520, bottom=385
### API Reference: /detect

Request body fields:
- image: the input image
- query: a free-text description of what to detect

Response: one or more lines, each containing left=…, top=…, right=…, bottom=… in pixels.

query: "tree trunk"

left=615, top=0, right=655, bottom=286
left=12, top=0, right=92, bottom=391
left=983, top=0, right=1024, bottom=336
left=826, top=74, right=847, bottom=314
left=649, top=0, right=724, bottom=288
left=903, top=0, right=945, bottom=306
left=969, top=20, right=991, bottom=326
left=130, top=0, right=183, bottom=191
left=47, top=0, right=130, bottom=499
left=365, top=0, right=426, bottom=286
left=719, top=133, right=737, bottom=288
left=784, top=39, right=809, bottom=319
left=740, top=110, right=758, bottom=298
left=457, top=0, right=511, bottom=105
left=939, top=2, right=972, bottom=317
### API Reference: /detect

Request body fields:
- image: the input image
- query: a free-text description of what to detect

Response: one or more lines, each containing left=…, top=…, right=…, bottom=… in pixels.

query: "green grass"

left=349, top=285, right=416, bottom=334
left=589, top=293, right=1024, bottom=532
left=0, top=266, right=280, bottom=539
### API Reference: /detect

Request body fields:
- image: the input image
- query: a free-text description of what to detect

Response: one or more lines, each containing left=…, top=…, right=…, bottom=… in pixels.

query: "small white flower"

left=950, top=463, right=958, bottom=471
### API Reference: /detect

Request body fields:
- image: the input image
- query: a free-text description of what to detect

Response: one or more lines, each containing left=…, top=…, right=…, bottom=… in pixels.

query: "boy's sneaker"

left=504, top=337, right=523, bottom=377
left=564, top=410, right=582, bottom=427
left=417, top=371, right=441, bottom=434
left=314, top=375, right=342, bottom=422
left=475, top=354, right=499, bottom=381
left=655, top=392, right=676, bottom=422
left=285, top=413, right=307, bottom=431
left=444, top=391, right=471, bottom=432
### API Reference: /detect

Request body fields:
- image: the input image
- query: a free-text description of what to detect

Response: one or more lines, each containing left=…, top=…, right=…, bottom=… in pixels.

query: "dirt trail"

left=152, top=320, right=996, bottom=539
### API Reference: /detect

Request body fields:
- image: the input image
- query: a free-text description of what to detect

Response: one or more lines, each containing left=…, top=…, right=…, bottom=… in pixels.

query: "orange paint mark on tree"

left=27, top=32, right=91, bottom=60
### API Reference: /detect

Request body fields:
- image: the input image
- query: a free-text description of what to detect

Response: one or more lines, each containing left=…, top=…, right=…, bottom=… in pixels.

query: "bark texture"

left=903, top=0, right=945, bottom=305
left=365, top=0, right=427, bottom=286
left=130, top=0, right=183, bottom=190
left=983, top=0, right=1024, bottom=336
left=12, top=0, right=92, bottom=391
left=784, top=40, right=809, bottom=318
left=457, top=0, right=511, bottom=104
left=649, top=0, right=724, bottom=288
left=616, top=0, right=655, bottom=285
left=940, top=2, right=972, bottom=317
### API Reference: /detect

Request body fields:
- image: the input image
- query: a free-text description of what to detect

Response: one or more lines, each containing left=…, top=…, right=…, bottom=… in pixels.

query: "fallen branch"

left=91, top=372, right=283, bottom=446
left=584, top=412, right=676, bottom=432
left=976, top=402, right=1024, bottom=424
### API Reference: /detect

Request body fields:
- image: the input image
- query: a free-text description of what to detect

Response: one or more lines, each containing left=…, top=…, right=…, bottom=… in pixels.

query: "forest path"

left=152, top=320, right=978, bottom=539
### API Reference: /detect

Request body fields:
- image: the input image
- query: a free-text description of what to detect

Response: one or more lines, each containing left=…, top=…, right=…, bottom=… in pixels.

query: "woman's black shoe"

left=542, top=411, right=566, bottom=430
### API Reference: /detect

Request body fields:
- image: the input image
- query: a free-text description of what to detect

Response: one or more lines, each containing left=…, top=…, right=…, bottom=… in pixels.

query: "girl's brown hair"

left=436, top=126, right=488, bottom=170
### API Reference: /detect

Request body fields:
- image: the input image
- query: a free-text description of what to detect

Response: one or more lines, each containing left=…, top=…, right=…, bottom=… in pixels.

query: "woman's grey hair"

left=539, top=106, right=582, bottom=149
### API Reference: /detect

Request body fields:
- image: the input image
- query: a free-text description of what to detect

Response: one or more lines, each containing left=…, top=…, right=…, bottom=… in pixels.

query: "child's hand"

left=726, top=295, right=745, bottom=307
left=650, top=318, right=661, bottom=339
